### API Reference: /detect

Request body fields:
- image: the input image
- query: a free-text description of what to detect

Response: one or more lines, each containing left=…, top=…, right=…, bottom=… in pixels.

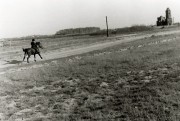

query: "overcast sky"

left=0, top=0, right=180, bottom=38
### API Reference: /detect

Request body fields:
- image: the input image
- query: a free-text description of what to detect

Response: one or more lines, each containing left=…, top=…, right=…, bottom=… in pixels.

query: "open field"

left=1, top=27, right=180, bottom=120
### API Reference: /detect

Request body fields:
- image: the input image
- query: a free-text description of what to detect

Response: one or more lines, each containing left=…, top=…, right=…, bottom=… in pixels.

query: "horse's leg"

left=34, top=54, right=36, bottom=62
left=38, top=53, right=43, bottom=59
left=23, top=53, right=26, bottom=61
left=27, top=55, right=30, bottom=63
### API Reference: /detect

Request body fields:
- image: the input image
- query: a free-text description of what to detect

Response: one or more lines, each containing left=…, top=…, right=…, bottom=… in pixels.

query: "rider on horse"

left=23, top=39, right=43, bottom=63
left=31, top=39, right=40, bottom=53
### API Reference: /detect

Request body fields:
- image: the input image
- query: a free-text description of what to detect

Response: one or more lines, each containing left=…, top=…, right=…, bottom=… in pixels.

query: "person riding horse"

left=31, top=39, right=40, bottom=54
left=22, top=39, right=43, bottom=63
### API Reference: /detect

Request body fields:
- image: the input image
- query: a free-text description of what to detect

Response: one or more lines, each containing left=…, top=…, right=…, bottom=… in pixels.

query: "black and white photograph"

left=0, top=0, right=180, bottom=120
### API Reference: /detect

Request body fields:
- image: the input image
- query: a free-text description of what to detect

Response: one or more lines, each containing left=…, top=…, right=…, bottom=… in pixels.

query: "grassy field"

left=1, top=29, right=180, bottom=120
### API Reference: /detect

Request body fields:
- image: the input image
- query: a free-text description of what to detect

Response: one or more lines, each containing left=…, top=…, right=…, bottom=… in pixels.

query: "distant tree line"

left=55, top=27, right=100, bottom=35
left=90, top=25, right=154, bottom=36
left=113, top=25, right=153, bottom=34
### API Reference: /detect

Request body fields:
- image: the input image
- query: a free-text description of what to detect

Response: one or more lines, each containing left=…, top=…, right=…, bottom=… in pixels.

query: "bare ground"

left=1, top=29, right=180, bottom=120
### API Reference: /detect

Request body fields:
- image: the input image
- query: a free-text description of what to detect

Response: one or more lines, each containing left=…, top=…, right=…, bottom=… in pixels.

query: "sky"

left=0, top=0, right=180, bottom=38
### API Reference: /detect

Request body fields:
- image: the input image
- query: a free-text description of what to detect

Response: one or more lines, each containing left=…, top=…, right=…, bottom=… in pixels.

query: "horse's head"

left=36, top=42, right=43, bottom=49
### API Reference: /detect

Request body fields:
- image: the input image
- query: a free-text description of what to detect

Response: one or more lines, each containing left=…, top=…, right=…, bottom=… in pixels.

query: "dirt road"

left=43, top=29, right=180, bottom=60
left=1, top=29, right=180, bottom=74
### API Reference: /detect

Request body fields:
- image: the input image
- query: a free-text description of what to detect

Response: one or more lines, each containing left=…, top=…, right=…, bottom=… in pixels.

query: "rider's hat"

left=32, top=39, right=35, bottom=41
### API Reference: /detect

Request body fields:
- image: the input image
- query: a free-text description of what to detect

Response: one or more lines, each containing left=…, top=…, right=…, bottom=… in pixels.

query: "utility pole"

left=106, top=16, right=109, bottom=37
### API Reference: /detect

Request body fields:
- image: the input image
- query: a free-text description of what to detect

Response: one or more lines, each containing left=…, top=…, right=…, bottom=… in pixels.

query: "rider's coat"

left=31, top=41, right=39, bottom=53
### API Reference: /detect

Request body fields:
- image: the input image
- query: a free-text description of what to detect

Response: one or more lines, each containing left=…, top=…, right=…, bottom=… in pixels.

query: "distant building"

left=157, top=8, right=173, bottom=26
left=157, top=16, right=166, bottom=26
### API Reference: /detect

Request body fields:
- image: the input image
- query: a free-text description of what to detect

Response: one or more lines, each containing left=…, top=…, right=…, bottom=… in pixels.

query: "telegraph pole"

left=106, top=16, right=109, bottom=37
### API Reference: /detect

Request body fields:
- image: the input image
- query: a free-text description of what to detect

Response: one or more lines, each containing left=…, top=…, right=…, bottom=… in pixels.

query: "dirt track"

left=43, top=30, right=180, bottom=60
left=1, top=29, right=180, bottom=74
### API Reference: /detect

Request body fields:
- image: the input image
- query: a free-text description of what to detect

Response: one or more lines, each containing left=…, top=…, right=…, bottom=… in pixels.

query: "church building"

left=157, top=8, right=173, bottom=26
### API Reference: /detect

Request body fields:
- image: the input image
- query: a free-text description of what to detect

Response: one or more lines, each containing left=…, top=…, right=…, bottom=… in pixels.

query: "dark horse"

left=22, top=42, right=43, bottom=63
